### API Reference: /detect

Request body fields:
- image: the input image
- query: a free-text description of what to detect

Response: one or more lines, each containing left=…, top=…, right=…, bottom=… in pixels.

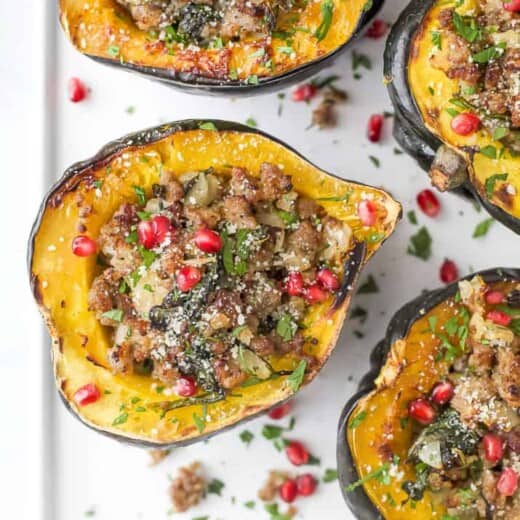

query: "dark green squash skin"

left=83, top=1, right=384, bottom=97
left=336, top=267, right=520, bottom=519
left=28, top=119, right=396, bottom=448
left=384, top=0, right=520, bottom=235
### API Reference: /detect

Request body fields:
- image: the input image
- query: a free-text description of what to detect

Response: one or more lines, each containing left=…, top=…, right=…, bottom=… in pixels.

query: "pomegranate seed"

left=366, top=19, right=387, bottom=39
left=417, top=189, right=440, bottom=217
left=486, top=310, right=512, bottom=327
left=357, top=200, right=377, bottom=226
left=176, top=266, right=202, bottom=292
left=485, top=291, right=504, bottom=305
left=430, top=381, right=454, bottom=405
left=503, top=0, right=520, bottom=12
left=151, top=215, right=174, bottom=245
left=194, top=228, right=222, bottom=253
left=440, top=259, right=458, bottom=284
left=304, top=283, right=329, bottom=304
left=286, top=441, right=309, bottom=466
left=268, top=401, right=292, bottom=420
left=367, top=114, right=384, bottom=142
left=68, top=77, right=88, bottom=103
left=174, top=375, right=197, bottom=397
left=316, top=268, right=340, bottom=292
left=497, top=468, right=518, bottom=496
left=137, top=220, right=156, bottom=249
left=285, top=272, right=304, bottom=296
left=482, top=434, right=504, bottom=464
left=292, top=83, right=318, bottom=102
left=408, top=398, right=436, bottom=425
left=72, top=235, right=97, bottom=257
left=451, top=112, right=480, bottom=136
left=279, top=479, right=298, bottom=503
left=73, top=383, right=101, bottom=406
left=296, top=474, right=317, bottom=496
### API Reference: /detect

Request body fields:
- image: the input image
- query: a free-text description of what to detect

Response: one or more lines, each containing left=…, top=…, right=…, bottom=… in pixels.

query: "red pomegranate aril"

left=279, top=479, right=298, bottom=503
left=137, top=220, right=156, bottom=249
left=296, top=474, right=317, bottom=497
left=440, top=259, right=458, bottom=284
left=316, top=268, right=340, bottom=292
left=430, top=380, right=454, bottom=405
left=486, top=310, right=512, bottom=327
left=177, top=266, right=202, bottom=292
left=292, top=83, right=318, bottom=102
left=304, top=283, right=329, bottom=304
left=286, top=441, right=309, bottom=466
left=285, top=272, right=304, bottom=296
left=194, top=228, right=222, bottom=253
left=174, top=375, right=197, bottom=397
left=503, top=0, right=520, bottom=12
left=366, top=19, right=387, bottom=39
left=268, top=401, right=292, bottom=420
left=367, top=114, right=384, bottom=142
left=408, top=398, right=436, bottom=425
left=357, top=200, right=377, bottom=227
left=483, top=434, right=504, bottom=464
left=68, top=77, right=88, bottom=103
left=485, top=291, right=504, bottom=305
left=497, top=468, right=518, bottom=496
left=73, top=383, right=101, bottom=406
left=151, top=215, right=173, bottom=245
left=417, top=189, right=441, bottom=217
left=72, top=235, right=97, bottom=257
left=451, top=112, right=480, bottom=136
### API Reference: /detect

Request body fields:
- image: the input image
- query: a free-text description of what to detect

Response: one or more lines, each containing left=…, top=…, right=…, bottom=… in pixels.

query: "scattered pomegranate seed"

left=497, top=468, right=518, bottom=496
left=417, top=189, right=441, bottom=217
left=408, top=398, right=436, bottom=425
left=451, top=112, right=480, bottom=136
left=367, top=114, right=384, bottom=142
left=316, top=268, right=340, bottom=292
left=174, top=375, right=197, bottom=397
left=483, top=434, right=504, bottom=464
left=430, top=380, right=454, bottom=405
left=176, top=266, right=202, bottom=292
left=279, top=479, right=298, bottom=503
left=296, top=474, right=317, bottom=497
left=285, top=272, right=304, bottom=296
left=503, top=0, right=520, bottom=12
left=304, top=283, right=329, bottom=304
left=194, top=228, right=222, bottom=253
left=268, top=401, right=292, bottom=420
left=286, top=441, right=310, bottom=466
left=292, top=83, right=318, bottom=102
left=72, top=235, right=97, bottom=257
left=485, top=291, right=504, bottom=305
left=357, top=200, right=377, bottom=226
left=73, top=383, right=101, bottom=406
left=138, top=215, right=174, bottom=249
left=486, top=310, right=512, bottom=327
left=440, top=259, right=458, bottom=284
left=366, top=19, right=387, bottom=39
left=137, top=220, right=156, bottom=249
left=68, top=77, right=88, bottom=103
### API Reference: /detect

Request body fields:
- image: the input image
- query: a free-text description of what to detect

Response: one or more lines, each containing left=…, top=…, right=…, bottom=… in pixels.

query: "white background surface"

left=2, top=1, right=519, bottom=519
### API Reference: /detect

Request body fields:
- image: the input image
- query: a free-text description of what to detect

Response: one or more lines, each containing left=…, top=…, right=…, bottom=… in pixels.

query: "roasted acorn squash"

left=385, top=0, right=519, bottom=234
left=59, top=0, right=382, bottom=94
left=29, top=120, right=401, bottom=447
left=337, top=267, right=520, bottom=519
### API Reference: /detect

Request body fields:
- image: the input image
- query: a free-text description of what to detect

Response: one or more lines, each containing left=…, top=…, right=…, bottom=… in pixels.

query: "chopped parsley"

left=199, top=122, right=217, bottom=131
left=286, top=360, right=307, bottom=392
left=240, top=430, right=254, bottom=446
left=407, top=226, right=432, bottom=260
left=315, top=0, right=334, bottom=42
left=485, top=173, right=508, bottom=198
left=472, top=218, right=494, bottom=238
left=349, top=410, right=367, bottom=429
left=101, top=309, right=124, bottom=322
left=357, top=274, right=379, bottom=294
left=132, top=185, right=146, bottom=206
left=207, top=478, right=225, bottom=496
left=323, top=468, right=338, bottom=482
left=276, top=314, right=298, bottom=341
left=112, top=412, right=128, bottom=426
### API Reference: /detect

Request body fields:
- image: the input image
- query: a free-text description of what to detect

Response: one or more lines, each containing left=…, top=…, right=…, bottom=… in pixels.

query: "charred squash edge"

left=28, top=119, right=401, bottom=447
left=384, top=0, right=519, bottom=235
left=336, top=266, right=520, bottom=519
left=58, top=0, right=383, bottom=96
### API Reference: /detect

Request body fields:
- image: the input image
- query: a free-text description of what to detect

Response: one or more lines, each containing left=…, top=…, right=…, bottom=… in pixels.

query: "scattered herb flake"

left=407, top=226, right=432, bottom=260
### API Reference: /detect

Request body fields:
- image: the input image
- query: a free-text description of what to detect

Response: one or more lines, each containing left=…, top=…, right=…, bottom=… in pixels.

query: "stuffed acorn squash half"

left=59, top=0, right=382, bottom=94
left=338, top=267, right=520, bottom=519
left=29, top=120, right=400, bottom=447
left=385, top=0, right=520, bottom=233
